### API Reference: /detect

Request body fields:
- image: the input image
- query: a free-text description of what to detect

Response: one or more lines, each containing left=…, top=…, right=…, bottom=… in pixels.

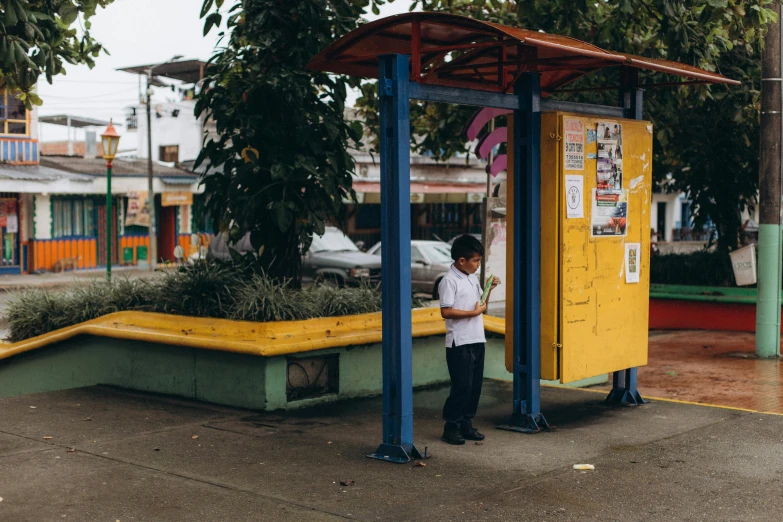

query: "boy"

left=438, top=235, right=499, bottom=445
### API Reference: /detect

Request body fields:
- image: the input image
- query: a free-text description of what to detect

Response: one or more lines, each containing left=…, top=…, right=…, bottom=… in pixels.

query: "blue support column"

left=368, top=54, right=425, bottom=463
left=498, top=73, right=550, bottom=433
left=606, top=67, right=648, bottom=407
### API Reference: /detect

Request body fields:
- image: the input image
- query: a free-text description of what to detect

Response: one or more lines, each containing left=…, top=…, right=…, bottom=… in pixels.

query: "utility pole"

left=756, top=2, right=782, bottom=358
left=146, top=69, right=157, bottom=270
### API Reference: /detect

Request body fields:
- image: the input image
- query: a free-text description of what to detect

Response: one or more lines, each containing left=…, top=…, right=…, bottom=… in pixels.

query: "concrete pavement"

left=0, top=381, right=780, bottom=521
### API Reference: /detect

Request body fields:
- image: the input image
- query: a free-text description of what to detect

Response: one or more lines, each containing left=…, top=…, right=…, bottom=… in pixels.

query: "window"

left=411, top=247, right=426, bottom=264
left=421, top=244, right=453, bottom=264
left=52, top=197, right=97, bottom=238
left=0, top=89, right=27, bottom=135
left=125, top=106, right=138, bottom=130
left=84, top=200, right=95, bottom=236
left=159, top=145, right=179, bottom=163
left=73, top=201, right=83, bottom=236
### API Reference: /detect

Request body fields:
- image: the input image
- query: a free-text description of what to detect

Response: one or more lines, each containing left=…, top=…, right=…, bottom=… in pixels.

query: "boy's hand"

left=490, top=276, right=501, bottom=290
left=474, top=301, right=488, bottom=316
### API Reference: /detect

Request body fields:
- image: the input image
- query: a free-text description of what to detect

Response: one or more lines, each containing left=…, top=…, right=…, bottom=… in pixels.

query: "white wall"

left=30, top=98, right=39, bottom=141
left=135, top=100, right=203, bottom=163
left=740, top=204, right=760, bottom=224
left=0, top=176, right=201, bottom=196
left=34, top=195, right=51, bottom=240
left=651, top=193, right=683, bottom=242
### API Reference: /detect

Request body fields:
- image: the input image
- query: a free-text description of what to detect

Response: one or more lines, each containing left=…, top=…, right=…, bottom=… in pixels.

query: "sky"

left=36, top=0, right=415, bottom=148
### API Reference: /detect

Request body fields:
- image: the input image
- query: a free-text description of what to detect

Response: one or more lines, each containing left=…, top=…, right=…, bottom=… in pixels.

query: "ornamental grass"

left=5, top=264, right=423, bottom=342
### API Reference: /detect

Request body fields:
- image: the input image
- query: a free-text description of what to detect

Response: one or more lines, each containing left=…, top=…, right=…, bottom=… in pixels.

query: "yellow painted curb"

left=569, top=386, right=783, bottom=416
left=0, top=309, right=507, bottom=362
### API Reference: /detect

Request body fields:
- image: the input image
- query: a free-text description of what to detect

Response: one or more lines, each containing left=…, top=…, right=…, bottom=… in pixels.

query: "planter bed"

left=0, top=310, right=605, bottom=410
left=650, top=284, right=783, bottom=332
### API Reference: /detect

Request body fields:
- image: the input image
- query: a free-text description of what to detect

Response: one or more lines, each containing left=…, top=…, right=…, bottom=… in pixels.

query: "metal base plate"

left=497, top=412, right=551, bottom=434
left=605, top=388, right=648, bottom=406
left=367, top=443, right=427, bottom=464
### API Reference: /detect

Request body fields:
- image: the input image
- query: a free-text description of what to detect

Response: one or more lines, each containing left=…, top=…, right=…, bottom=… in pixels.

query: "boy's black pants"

left=442, top=342, right=485, bottom=432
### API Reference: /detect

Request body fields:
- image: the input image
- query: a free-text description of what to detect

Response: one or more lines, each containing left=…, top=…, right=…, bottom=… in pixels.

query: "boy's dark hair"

left=451, top=234, right=484, bottom=261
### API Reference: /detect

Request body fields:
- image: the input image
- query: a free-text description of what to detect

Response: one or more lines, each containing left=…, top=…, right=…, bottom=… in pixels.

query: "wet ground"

left=1, top=382, right=781, bottom=521
left=597, top=330, right=783, bottom=414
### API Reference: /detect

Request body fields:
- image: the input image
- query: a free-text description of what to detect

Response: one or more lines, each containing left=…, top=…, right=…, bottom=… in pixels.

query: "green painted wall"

left=0, top=334, right=607, bottom=410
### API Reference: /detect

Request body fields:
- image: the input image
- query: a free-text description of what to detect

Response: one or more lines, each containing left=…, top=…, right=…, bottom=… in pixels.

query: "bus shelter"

left=308, top=13, right=737, bottom=463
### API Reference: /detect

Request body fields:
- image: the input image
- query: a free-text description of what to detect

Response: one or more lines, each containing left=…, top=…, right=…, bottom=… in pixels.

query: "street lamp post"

left=101, top=120, right=121, bottom=281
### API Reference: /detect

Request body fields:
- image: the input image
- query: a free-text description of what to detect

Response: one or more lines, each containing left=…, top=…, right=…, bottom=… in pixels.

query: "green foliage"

left=650, top=251, right=736, bottom=286
left=196, top=0, right=392, bottom=282
left=5, top=268, right=422, bottom=342
left=154, top=263, right=237, bottom=318
left=361, top=0, right=776, bottom=252
left=307, top=280, right=383, bottom=316
left=6, top=288, right=74, bottom=342
left=0, top=0, right=114, bottom=107
left=232, top=273, right=317, bottom=322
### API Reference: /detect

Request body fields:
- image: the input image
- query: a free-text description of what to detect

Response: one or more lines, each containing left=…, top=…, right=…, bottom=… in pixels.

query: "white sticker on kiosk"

left=563, top=119, right=584, bottom=171
left=565, top=175, right=584, bottom=219
left=625, top=243, right=641, bottom=283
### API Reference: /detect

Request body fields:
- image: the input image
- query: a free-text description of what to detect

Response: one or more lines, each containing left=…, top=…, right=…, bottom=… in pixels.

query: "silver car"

left=366, top=240, right=453, bottom=299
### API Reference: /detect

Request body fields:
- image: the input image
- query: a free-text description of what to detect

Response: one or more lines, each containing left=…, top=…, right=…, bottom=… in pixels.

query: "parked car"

left=205, top=227, right=381, bottom=287
left=447, top=233, right=482, bottom=246
left=366, top=240, right=453, bottom=299
left=302, top=227, right=382, bottom=287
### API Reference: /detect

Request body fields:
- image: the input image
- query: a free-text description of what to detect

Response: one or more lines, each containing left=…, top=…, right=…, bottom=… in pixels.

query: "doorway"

left=656, top=202, right=667, bottom=242
left=157, top=205, right=177, bottom=262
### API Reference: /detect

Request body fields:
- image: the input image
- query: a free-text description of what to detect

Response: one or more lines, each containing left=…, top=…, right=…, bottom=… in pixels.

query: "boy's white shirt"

left=439, top=264, right=487, bottom=348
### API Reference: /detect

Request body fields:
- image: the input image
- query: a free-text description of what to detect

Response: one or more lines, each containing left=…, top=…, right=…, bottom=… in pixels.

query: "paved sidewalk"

left=1, top=381, right=781, bottom=521
left=0, top=266, right=162, bottom=292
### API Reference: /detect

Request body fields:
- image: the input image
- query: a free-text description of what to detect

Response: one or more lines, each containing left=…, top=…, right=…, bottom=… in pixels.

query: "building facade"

left=0, top=86, right=208, bottom=274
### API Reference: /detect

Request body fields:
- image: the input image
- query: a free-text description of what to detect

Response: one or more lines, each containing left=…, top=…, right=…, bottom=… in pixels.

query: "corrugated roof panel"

left=0, top=165, right=92, bottom=183
left=307, top=12, right=739, bottom=93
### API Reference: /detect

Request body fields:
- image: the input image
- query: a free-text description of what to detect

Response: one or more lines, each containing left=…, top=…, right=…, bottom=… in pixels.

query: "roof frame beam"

left=409, top=80, right=629, bottom=119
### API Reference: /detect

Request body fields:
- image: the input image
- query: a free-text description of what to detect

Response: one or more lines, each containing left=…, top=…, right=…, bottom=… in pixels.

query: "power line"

left=42, top=79, right=140, bottom=85
left=40, top=87, right=139, bottom=100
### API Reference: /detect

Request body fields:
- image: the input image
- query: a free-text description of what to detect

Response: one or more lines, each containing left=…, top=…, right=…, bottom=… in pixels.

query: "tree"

left=357, top=0, right=776, bottom=252
left=197, top=0, right=388, bottom=282
left=0, top=0, right=114, bottom=107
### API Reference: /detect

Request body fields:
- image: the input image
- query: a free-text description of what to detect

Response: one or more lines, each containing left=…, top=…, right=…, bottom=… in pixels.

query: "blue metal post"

left=606, top=67, right=647, bottom=406
left=368, top=54, right=424, bottom=463
left=498, top=73, right=550, bottom=433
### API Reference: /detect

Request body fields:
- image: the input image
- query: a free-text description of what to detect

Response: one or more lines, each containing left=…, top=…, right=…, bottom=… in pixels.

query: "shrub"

left=6, top=289, right=74, bottom=342
left=231, top=273, right=315, bottom=322
left=650, top=250, right=735, bottom=287
left=153, top=263, right=239, bottom=318
left=5, top=267, right=424, bottom=342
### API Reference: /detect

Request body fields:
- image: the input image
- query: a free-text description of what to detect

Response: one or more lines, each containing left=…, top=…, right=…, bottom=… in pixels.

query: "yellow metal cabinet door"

left=555, top=114, right=652, bottom=383
left=539, top=112, right=561, bottom=381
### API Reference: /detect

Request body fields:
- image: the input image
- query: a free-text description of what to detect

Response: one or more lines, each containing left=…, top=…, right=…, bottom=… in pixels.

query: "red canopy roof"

left=307, top=13, right=738, bottom=93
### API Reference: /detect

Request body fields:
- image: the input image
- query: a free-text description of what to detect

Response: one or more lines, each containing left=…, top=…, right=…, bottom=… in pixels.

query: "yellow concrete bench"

left=1, top=308, right=507, bottom=362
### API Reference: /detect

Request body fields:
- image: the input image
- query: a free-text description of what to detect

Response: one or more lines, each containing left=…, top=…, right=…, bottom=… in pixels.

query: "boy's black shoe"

left=441, top=427, right=466, bottom=445
left=462, top=428, right=485, bottom=441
